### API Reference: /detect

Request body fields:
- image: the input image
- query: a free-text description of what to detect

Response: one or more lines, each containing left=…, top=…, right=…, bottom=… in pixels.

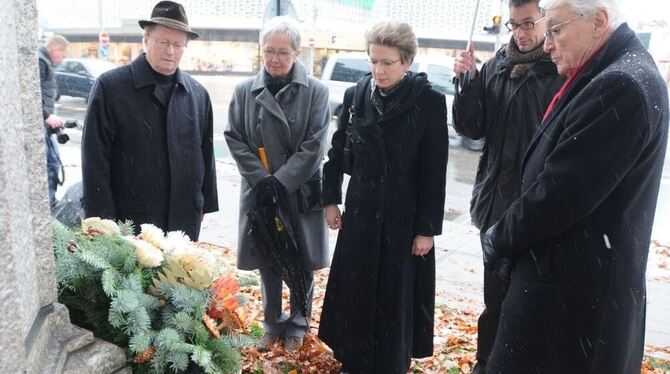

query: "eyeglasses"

left=367, top=59, right=401, bottom=68
left=154, top=39, right=186, bottom=52
left=544, top=14, right=583, bottom=40
left=263, top=49, right=295, bottom=60
left=505, top=17, right=546, bottom=32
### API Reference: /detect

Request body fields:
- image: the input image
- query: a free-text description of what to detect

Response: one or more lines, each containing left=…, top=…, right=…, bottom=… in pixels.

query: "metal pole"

left=276, top=0, right=281, bottom=16
left=455, top=0, right=482, bottom=94
left=98, top=0, right=103, bottom=59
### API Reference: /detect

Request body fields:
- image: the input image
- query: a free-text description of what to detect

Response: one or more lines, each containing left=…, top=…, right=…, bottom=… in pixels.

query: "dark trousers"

left=476, top=239, right=511, bottom=368
left=45, top=131, right=60, bottom=209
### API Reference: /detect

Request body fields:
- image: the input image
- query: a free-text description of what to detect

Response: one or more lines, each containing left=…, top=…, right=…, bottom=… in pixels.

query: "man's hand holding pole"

left=454, top=43, right=477, bottom=93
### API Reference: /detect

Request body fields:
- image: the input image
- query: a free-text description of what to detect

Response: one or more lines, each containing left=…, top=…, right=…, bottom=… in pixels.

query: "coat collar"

left=523, top=23, right=640, bottom=171
left=130, top=53, right=191, bottom=94
left=251, top=60, right=309, bottom=93
left=37, top=46, right=53, bottom=65
left=353, top=72, right=429, bottom=122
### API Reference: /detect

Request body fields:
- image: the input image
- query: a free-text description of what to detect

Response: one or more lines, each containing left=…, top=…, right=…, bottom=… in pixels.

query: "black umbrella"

left=247, top=201, right=309, bottom=318
left=247, top=147, right=309, bottom=317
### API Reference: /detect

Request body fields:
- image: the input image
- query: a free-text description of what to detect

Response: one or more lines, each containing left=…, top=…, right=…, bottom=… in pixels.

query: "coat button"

left=375, top=212, right=381, bottom=220
left=288, top=116, right=294, bottom=123
left=292, top=87, right=297, bottom=93
left=379, top=176, right=385, bottom=183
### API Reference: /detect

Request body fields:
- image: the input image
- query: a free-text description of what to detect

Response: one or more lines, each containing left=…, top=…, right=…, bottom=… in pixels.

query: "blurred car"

left=321, top=52, right=484, bottom=151
left=54, top=58, right=116, bottom=102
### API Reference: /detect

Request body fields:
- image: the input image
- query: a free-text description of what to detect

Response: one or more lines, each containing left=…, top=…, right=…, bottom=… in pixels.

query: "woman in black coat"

left=318, top=21, right=448, bottom=374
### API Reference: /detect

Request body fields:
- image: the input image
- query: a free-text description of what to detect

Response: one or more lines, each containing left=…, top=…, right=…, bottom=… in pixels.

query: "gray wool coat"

left=225, top=61, right=330, bottom=271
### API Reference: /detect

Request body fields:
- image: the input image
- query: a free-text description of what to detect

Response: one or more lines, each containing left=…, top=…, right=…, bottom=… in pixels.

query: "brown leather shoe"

left=255, top=333, right=280, bottom=352
left=283, top=336, right=304, bottom=352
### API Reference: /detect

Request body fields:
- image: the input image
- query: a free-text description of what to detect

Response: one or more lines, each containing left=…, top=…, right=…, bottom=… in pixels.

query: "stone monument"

left=0, top=0, right=128, bottom=372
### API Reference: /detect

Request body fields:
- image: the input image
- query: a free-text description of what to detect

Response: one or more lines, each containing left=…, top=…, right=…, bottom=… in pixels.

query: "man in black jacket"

left=38, top=35, right=69, bottom=209
left=452, top=1, right=563, bottom=372
left=82, top=1, right=217, bottom=241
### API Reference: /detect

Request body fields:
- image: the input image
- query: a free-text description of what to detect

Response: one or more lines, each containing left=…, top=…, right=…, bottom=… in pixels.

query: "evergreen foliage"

left=52, top=220, right=245, bottom=373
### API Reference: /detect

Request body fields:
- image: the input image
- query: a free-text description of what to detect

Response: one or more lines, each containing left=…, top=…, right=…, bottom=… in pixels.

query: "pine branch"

left=77, top=246, right=111, bottom=270
left=191, top=346, right=215, bottom=374
left=102, top=268, right=121, bottom=297
left=129, top=331, right=156, bottom=354
left=117, top=219, right=135, bottom=236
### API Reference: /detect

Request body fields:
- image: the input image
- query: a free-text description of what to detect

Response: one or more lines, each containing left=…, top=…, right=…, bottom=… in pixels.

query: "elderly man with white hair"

left=481, top=0, right=669, bottom=372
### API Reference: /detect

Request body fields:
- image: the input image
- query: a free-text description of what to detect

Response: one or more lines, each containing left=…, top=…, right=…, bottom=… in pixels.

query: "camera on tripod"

left=48, top=120, right=79, bottom=144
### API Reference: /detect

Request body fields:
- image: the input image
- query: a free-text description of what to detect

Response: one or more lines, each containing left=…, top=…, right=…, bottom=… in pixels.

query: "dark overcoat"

left=453, top=44, right=564, bottom=230
left=487, top=24, right=669, bottom=373
left=82, top=54, right=218, bottom=241
left=318, top=72, right=448, bottom=374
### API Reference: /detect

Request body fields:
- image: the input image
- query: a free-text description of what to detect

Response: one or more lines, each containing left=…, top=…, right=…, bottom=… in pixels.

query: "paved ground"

left=53, top=75, right=670, bottom=350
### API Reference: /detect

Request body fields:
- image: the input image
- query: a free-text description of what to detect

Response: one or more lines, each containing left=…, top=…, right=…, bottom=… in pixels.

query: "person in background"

left=318, top=21, right=448, bottom=374
left=38, top=34, right=69, bottom=209
left=82, top=1, right=217, bottom=241
left=482, top=0, right=668, bottom=372
left=225, top=16, right=330, bottom=353
left=451, top=1, right=564, bottom=372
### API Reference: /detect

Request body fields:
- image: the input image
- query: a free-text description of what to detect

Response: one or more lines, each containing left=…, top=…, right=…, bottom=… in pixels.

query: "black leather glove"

left=482, top=224, right=501, bottom=272
left=482, top=224, right=515, bottom=281
left=492, top=257, right=514, bottom=282
left=254, top=175, right=285, bottom=207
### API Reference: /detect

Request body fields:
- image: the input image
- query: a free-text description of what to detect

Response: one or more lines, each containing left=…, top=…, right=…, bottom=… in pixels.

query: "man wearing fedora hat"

left=82, top=1, right=218, bottom=241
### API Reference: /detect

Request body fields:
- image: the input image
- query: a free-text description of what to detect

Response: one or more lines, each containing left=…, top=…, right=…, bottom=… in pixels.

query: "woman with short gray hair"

left=259, top=16, right=301, bottom=52
left=319, top=21, right=448, bottom=373
left=225, top=15, right=330, bottom=353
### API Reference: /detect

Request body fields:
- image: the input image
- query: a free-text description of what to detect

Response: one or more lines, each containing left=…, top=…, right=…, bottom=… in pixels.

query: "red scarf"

left=542, top=46, right=605, bottom=122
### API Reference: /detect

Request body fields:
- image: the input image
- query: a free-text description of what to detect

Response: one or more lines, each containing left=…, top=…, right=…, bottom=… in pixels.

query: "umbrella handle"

left=258, top=147, right=270, bottom=170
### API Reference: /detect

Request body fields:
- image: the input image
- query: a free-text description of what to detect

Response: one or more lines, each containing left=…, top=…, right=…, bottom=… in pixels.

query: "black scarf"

left=370, top=73, right=409, bottom=115
left=504, top=37, right=550, bottom=78
left=264, top=67, right=294, bottom=96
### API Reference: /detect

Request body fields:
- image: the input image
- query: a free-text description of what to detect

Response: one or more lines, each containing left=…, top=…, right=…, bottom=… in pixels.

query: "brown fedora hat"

left=138, top=1, right=199, bottom=39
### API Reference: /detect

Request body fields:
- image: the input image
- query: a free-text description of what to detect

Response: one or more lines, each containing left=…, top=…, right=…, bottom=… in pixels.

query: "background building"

left=37, top=0, right=504, bottom=75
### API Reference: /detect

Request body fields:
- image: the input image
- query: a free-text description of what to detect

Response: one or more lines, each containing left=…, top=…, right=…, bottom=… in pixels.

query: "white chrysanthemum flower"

left=81, top=217, right=121, bottom=236
left=163, top=230, right=192, bottom=255
left=138, top=224, right=167, bottom=250
left=125, top=237, right=164, bottom=268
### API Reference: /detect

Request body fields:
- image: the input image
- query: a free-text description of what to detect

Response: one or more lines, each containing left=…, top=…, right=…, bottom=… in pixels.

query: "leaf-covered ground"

left=200, top=242, right=670, bottom=374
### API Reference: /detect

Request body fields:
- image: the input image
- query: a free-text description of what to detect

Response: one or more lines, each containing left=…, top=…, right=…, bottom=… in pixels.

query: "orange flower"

left=207, top=275, right=239, bottom=319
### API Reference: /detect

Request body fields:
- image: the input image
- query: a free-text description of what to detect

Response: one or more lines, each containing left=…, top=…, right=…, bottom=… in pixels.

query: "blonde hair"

left=46, top=34, right=69, bottom=50
left=365, top=21, right=417, bottom=64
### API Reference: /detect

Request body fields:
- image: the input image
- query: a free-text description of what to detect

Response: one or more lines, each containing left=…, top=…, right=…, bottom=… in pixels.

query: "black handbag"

left=296, top=170, right=323, bottom=213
